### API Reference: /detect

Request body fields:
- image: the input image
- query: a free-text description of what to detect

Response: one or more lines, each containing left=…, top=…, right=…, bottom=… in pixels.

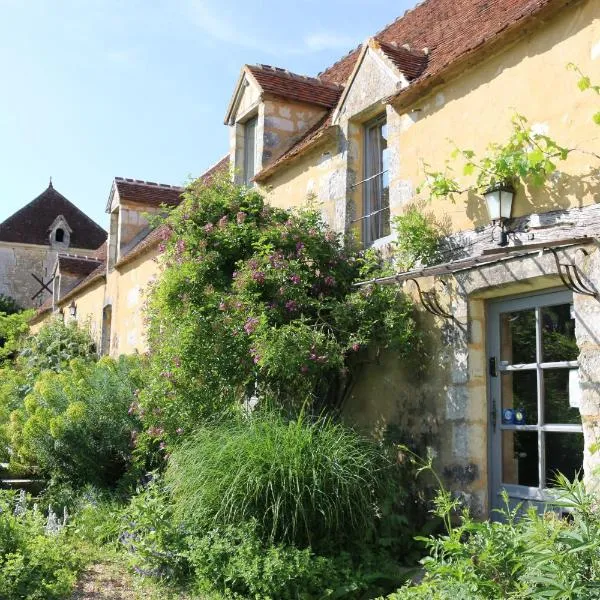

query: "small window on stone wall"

left=55, top=228, right=65, bottom=243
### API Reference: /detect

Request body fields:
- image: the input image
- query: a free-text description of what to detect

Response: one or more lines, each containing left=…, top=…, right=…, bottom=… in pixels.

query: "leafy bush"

left=389, top=474, right=600, bottom=599
left=166, top=412, right=403, bottom=550
left=0, top=490, right=81, bottom=600
left=392, top=206, right=443, bottom=271
left=122, top=478, right=410, bottom=599
left=19, top=319, right=97, bottom=383
left=141, top=176, right=421, bottom=443
left=0, top=310, right=32, bottom=365
left=0, top=295, right=21, bottom=316
left=186, top=520, right=364, bottom=599
left=9, top=356, right=143, bottom=487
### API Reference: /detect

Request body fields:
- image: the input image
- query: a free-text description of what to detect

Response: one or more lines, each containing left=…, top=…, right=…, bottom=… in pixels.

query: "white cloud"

left=303, top=32, right=355, bottom=52
left=186, top=0, right=353, bottom=57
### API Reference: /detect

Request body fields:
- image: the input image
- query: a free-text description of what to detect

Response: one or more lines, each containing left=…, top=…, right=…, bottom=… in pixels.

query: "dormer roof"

left=0, top=183, right=106, bottom=249
left=224, top=65, right=343, bottom=124
left=107, top=178, right=185, bottom=212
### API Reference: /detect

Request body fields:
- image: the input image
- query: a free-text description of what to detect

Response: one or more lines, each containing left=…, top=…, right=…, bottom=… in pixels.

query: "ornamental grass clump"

left=165, top=412, right=390, bottom=549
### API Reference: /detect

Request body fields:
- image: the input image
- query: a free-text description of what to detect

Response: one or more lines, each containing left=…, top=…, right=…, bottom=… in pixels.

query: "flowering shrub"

left=140, top=175, right=421, bottom=444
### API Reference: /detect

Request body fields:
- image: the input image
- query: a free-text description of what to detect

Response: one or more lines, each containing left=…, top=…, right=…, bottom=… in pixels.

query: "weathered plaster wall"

left=262, top=0, right=599, bottom=243
left=262, top=98, right=327, bottom=166
left=0, top=242, right=95, bottom=309
left=388, top=0, right=600, bottom=232
left=110, top=248, right=161, bottom=356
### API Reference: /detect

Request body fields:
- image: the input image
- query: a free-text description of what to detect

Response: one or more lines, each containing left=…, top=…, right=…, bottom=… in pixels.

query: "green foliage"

left=9, top=356, right=143, bottom=487
left=165, top=412, right=397, bottom=549
left=392, top=207, right=444, bottom=270
left=122, top=477, right=411, bottom=599
left=0, top=490, right=81, bottom=600
left=140, top=175, right=420, bottom=443
left=0, top=295, right=21, bottom=316
left=420, top=114, right=571, bottom=203
left=19, top=319, right=97, bottom=383
left=186, top=520, right=368, bottom=600
left=0, top=311, right=32, bottom=365
left=568, top=63, right=600, bottom=126
left=387, top=474, right=600, bottom=599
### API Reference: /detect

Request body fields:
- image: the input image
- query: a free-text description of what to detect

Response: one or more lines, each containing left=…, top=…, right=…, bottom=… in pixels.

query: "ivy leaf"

left=594, top=112, right=600, bottom=126
left=463, top=163, right=475, bottom=176
left=528, top=148, right=545, bottom=167
left=578, top=76, right=591, bottom=92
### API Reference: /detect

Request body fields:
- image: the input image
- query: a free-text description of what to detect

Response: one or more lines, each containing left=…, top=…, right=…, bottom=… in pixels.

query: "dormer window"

left=49, top=215, right=72, bottom=248
left=363, top=115, right=390, bottom=245
left=243, top=116, right=258, bottom=186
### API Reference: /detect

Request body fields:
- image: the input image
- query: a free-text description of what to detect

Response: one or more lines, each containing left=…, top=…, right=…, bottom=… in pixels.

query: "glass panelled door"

left=488, top=290, right=583, bottom=514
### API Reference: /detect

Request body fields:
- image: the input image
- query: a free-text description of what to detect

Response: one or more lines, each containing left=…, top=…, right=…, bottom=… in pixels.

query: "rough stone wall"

left=261, top=98, right=327, bottom=166
left=574, top=246, right=600, bottom=490
left=0, top=242, right=94, bottom=309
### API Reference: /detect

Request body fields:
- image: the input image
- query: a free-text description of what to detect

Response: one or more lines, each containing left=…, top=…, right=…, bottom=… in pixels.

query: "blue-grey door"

left=487, top=290, right=583, bottom=515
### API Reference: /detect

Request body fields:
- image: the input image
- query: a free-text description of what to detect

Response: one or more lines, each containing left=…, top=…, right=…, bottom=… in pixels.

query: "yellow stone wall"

left=260, top=0, right=600, bottom=238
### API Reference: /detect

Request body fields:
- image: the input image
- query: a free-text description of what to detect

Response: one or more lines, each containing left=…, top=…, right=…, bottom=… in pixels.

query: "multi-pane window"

left=489, top=291, right=583, bottom=514
left=363, top=115, right=390, bottom=245
left=243, top=116, right=258, bottom=187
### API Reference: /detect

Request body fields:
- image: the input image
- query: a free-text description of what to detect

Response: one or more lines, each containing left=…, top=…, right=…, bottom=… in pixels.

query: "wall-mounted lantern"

left=69, top=301, right=77, bottom=318
left=484, top=182, right=515, bottom=246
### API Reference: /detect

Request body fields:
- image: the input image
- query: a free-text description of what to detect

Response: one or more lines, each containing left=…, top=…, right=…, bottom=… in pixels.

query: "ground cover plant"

left=385, top=469, right=600, bottom=600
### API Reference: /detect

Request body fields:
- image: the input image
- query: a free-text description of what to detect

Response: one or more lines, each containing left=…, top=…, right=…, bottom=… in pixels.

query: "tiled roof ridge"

left=250, top=64, right=343, bottom=90
left=317, top=44, right=362, bottom=80
left=375, top=38, right=428, bottom=57
left=114, top=177, right=184, bottom=191
left=58, top=252, right=101, bottom=261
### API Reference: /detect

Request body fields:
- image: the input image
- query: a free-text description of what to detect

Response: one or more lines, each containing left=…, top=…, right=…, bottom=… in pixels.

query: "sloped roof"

left=375, top=40, right=429, bottom=80
left=113, top=178, right=185, bottom=208
left=57, top=254, right=102, bottom=277
left=247, top=65, right=343, bottom=108
left=255, top=0, right=568, bottom=179
left=0, top=183, right=107, bottom=249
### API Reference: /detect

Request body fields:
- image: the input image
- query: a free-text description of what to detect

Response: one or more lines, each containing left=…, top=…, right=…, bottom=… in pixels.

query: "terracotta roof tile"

left=0, top=184, right=107, bottom=249
left=247, top=65, right=343, bottom=108
left=258, top=0, right=566, bottom=179
left=114, top=178, right=185, bottom=208
left=376, top=40, right=428, bottom=80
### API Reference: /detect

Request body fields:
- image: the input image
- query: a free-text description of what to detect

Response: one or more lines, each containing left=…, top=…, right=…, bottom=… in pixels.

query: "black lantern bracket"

left=406, top=277, right=455, bottom=319
left=545, top=247, right=599, bottom=299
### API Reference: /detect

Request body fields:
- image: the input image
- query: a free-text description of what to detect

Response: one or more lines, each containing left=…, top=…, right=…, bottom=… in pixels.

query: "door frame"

left=486, top=288, right=579, bottom=515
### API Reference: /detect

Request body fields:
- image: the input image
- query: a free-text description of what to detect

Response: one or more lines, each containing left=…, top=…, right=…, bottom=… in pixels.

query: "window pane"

left=364, top=117, right=390, bottom=243
left=544, top=369, right=581, bottom=425
left=545, top=433, right=583, bottom=487
left=541, top=304, right=577, bottom=362
left=501, top=371, right=537, bottom=424
left=243, top=117, right=257, bottom=186
left=500, top=310, right=536, bottom=365
left=502, top=430, right=538, bottom=486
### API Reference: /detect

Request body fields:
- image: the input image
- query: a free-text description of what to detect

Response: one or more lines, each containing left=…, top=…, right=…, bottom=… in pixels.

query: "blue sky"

left=0, top=0, right=415, bottom=229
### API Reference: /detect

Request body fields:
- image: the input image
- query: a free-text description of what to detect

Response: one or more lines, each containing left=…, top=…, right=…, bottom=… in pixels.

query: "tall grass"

left=165, top=412, right=390, bottom=548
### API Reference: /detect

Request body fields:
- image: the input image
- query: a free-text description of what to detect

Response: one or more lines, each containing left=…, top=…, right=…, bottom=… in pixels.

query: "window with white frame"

left=363, top=115, right=390, bottom=245
left=243, top=116, right=258, bottom=186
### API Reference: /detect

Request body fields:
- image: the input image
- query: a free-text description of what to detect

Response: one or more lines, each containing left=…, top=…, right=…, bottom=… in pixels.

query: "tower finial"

left=49, top=176, right=53, bottom=189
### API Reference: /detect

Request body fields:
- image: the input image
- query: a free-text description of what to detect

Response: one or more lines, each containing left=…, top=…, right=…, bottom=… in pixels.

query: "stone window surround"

left=233, top=104, right=262, bottom=187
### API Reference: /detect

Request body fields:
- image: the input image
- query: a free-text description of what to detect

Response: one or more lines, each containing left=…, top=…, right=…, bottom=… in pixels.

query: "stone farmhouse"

left=31, top=0, right=600, bottom=516
left=0, top=182, right=106, bottom=309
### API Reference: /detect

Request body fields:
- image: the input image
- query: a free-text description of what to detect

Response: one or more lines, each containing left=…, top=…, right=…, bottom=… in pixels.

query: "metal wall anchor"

left=545, top=247, right=599, bottom=299
left=406, top=277, right=454, bottom=319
